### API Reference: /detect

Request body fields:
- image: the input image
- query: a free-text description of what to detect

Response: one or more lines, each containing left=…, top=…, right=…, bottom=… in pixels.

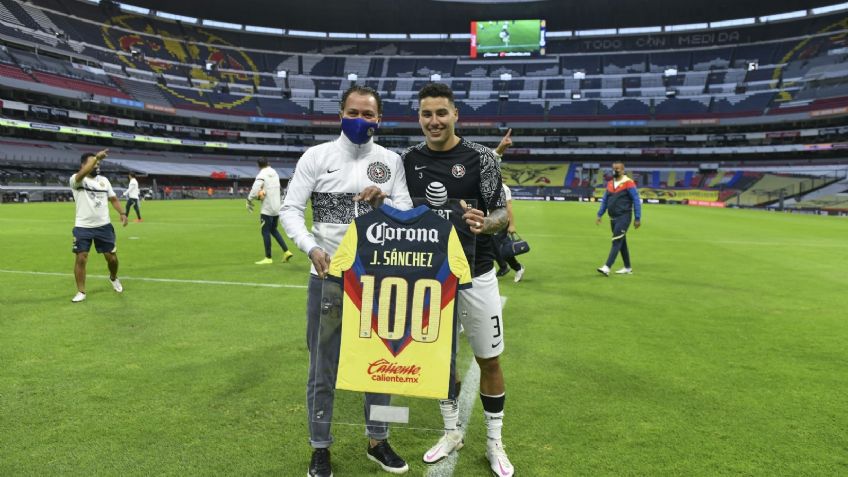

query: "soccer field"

left=1, top=200, right=847, bottom=476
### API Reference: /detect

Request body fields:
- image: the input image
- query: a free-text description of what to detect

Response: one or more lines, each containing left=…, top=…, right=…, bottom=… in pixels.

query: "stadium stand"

left=0, top=0, right=846, bottom=207
left=111, top=76, right=174, bottom=106
left=0, top=137, right=294, bottom=178
left=790, top=177, right=848, bottom=209
left=0, top=61, right=32, bottom=81
left=733, top=173, right=835, bottom=206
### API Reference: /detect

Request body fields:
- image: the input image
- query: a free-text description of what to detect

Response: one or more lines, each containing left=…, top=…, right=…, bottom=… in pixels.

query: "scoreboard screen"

left=470, top=19, right=546, bottom=58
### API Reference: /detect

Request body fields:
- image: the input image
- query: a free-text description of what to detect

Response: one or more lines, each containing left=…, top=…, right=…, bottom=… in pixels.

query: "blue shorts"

left=73, top=224, right=116, bottom=254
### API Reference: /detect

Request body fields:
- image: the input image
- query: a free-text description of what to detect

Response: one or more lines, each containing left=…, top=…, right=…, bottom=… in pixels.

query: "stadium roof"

left=124, top=0, right=836, bottom=34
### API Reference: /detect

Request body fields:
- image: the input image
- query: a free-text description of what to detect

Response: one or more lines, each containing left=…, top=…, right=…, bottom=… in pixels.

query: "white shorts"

left=457, top=268, right=504, bottom=359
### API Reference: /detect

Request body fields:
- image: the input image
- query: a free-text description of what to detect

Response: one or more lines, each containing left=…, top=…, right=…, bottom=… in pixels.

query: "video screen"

left=470, top=19, right=546, bottom=58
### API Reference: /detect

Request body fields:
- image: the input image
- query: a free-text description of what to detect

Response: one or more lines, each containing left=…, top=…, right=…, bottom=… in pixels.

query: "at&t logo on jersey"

left=426, top=182, right=448, bottom=206
left=424, top=182, right=457, bottom=221
left=365, top=222, right=440, bottom=245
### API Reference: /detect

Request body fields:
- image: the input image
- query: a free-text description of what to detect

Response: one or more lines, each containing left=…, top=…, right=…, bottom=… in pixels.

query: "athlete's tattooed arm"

left=482, top=207, right=508, bottom=234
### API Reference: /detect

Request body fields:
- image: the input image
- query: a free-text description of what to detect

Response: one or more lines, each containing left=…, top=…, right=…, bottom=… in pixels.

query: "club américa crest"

left=101, top=15, right=260, bottom=109
left=367, top=162, right=391, bottom=184
left=451, top=164, right=466, bottom=178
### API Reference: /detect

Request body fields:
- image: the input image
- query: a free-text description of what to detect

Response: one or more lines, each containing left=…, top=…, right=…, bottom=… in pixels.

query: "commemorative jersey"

left=402, top=138, right=506, bottom=277
left=70, top=173, right=116, bottom=228
left=328, top=205, right=472, bottom=399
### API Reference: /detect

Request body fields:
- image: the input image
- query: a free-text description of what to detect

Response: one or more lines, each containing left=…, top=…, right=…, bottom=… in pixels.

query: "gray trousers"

left=306, top=274, right=390, bottom=448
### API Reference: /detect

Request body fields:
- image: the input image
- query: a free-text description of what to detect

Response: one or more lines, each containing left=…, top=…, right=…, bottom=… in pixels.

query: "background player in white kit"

left=69, top=150, right=128, bottom=303
left=123, top=173, right=142, bottom=222
left=247, top=158, right=293, bottom=264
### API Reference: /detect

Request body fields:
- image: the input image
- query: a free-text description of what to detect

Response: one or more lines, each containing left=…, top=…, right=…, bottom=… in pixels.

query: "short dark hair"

left=80, top=152, right=95, bottom=164
left=418, top=83, right=455, bottom=105
left=612, top=160, right=625, bottom=167
left=257, top=158, right=269, bottom=168
left=128, top=173, right=135, bottom=179
left=340, top=85, right=382, bottom=116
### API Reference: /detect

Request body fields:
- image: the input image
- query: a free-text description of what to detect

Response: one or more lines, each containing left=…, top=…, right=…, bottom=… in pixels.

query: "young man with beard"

left=402, top=83, right=514, bottom=477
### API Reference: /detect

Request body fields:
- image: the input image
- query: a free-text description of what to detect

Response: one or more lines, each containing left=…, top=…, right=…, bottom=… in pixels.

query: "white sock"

left=483, top=410, right=504, bottom=441
left=439, top=399, right=459, bottom=432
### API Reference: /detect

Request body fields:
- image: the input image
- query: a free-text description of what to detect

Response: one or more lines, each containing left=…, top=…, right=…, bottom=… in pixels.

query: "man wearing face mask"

left=595, top=160, right=642, bottom=276
left=281, top=85, right=413, bottom=477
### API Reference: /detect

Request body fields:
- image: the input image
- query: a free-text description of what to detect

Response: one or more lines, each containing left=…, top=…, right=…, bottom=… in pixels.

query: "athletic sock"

left=439, top=398, right=459, bottom=432
left=481, top=392, right=505, bottom=441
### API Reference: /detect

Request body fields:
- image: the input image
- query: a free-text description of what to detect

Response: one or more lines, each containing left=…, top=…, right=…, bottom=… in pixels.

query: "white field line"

left=0, top=269, right=307, bottom=289
left=426, top=294, right=508, bottom=477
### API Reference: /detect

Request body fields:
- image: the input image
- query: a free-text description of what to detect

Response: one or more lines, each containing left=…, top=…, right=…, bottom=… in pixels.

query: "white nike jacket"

left=281, top=133, right=413, bottom=274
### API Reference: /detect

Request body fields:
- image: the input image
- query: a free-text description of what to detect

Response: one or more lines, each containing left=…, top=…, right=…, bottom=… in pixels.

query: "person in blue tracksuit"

left=596, top=161, right=642, bottom=276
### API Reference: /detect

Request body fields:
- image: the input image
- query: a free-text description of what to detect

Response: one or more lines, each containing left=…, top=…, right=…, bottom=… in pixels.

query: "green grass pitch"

left=1, top=200, right=847, bottom=476
left=475, top=20, right=541, bottom=53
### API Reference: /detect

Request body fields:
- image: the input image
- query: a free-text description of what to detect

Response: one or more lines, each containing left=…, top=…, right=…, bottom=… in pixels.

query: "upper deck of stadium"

left=0, top=0, right=844, bottom=127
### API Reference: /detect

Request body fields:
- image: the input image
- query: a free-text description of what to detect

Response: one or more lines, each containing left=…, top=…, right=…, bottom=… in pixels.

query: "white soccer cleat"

left=486, top=440, right=515, bottom=477
left=71, top=292, right=86, bottom=303
left=513, top=266, right=525, bottom=283
left=110, top=278, right=123, bottom=293
left=597, top=265, right=610, bottom=276
left=615, top=267, right=633, bottom=274
left=422, top=429, right=464, bottom=464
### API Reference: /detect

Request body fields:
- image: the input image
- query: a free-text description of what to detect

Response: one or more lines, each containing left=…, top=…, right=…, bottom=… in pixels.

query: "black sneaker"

left=496, top=267, right=510, bottom=277
left=367, top=440, right=409, bottom=474
left=308, top=448, right=333, bottom=477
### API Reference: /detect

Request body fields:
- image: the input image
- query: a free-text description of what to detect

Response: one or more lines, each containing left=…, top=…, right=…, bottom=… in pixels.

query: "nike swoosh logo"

left=327, top=169, right=340, bottom=173
left=414, top=165, right=427, bottom=170
left=491, top=340, right=502, bottom=348
left=425, top=447, right=442, bottom=460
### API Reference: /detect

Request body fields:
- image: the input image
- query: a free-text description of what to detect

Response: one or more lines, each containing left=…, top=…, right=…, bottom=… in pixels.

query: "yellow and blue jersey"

left=328, top=204, right=471, bottom=399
